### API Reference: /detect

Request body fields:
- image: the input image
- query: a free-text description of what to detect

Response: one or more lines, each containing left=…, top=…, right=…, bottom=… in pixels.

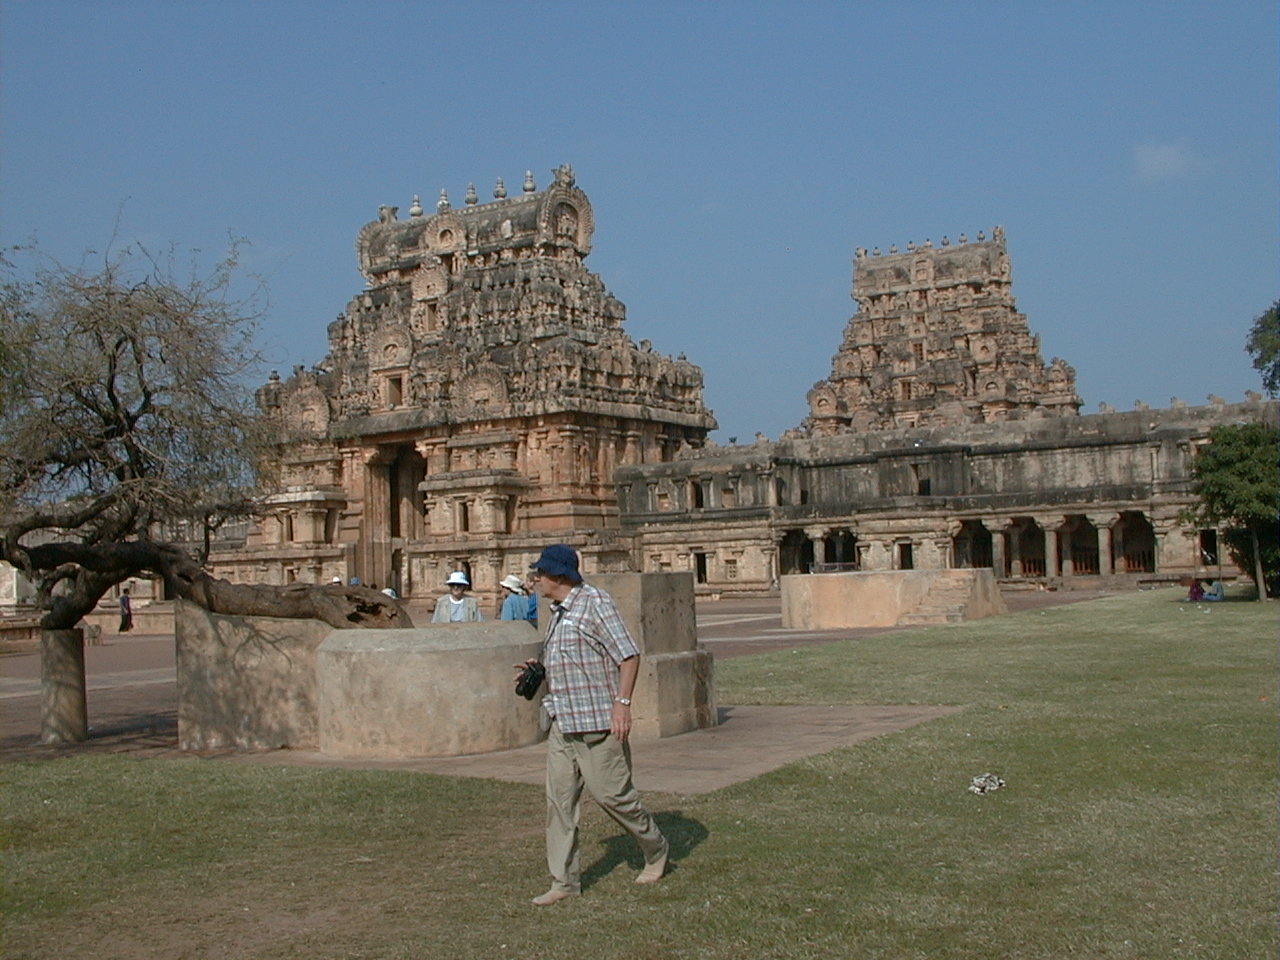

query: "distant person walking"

left=432, top=571, right=483, bottom=622
left=518, top=544, right=668, bottom=905
left=118, top=589, right=133, bottom=633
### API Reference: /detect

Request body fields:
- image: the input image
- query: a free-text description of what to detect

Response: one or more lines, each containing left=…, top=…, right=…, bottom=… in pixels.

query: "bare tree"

left=1, top=242, right=408, bottom=744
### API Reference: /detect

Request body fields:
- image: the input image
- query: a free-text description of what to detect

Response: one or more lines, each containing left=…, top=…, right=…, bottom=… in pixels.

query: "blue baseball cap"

left=530, top=544, right=583, bottom=584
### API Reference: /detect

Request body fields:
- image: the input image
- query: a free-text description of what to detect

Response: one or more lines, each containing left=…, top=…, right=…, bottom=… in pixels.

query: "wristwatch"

left=615, top=697, right=632, bottom=706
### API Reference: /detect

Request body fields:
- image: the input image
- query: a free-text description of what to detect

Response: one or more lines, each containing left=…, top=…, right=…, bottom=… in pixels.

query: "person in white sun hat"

left=431, top=570, right=483, bottom=622
left=499, top=573, right=533, bottom=622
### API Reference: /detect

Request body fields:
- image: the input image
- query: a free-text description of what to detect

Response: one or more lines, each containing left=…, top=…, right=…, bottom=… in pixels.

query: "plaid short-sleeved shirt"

left=543, top=583, right=639, bottom=734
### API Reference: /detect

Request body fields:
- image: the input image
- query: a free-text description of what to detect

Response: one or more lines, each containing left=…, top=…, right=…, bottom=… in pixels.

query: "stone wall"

left=175, top=573, right=714, bottom=756
left=618, top=396, right=1278, bottom=595
left=175, top=600, right=331, bottom=751
left=781, top=569, right=1007, bottom=629
left=316, top=622, right=544, bottom=759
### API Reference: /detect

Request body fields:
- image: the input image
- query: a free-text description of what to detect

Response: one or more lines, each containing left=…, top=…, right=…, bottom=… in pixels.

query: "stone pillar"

left=301, top=507, right=327, bottom=543
left=927, top=536, right=952, bottom=569
left=500, top=441, right=518, bottom=471
left=623, top=430, right=641, bottom=464
left=481, top=495, right=506, bottom=534
left=41, top=627, right=87, bottom=744
left=1151, top=517, right=1184, bottom=575
left=487, top=555, right=503, bottom=598
left=1008, top=524, right=1023, bottom=576
left=1089, top=513, right=1117, bottom=575
left=1037, top=519, right=1061, bottom=578
left=362, top=451, right=392, bottom=586
left=805, top=527, right=827, bottom=570
left=559, top=426, right=582, bottom=484
left=983, top=519, right=1007, bottom=577
left=862, top=539, right=892, bottom=571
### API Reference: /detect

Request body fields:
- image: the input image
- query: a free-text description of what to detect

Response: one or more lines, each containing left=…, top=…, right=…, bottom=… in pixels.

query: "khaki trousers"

left=544, top=720, right=667, bottom=893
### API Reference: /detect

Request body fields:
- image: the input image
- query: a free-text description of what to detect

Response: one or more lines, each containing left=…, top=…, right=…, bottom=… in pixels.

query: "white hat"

left=500, top=574, right=524, bottom=593
left=445, top=571, right=471, bottom=587
left=330, top=576, right=342, bottom=584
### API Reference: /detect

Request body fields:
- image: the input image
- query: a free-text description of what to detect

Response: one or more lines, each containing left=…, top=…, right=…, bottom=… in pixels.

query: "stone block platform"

left=782, top=568, right=1007, bottom=629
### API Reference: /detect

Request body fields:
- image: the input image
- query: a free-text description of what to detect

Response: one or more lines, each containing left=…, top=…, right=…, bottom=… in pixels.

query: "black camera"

left=515, top=660, right=545, bottom=699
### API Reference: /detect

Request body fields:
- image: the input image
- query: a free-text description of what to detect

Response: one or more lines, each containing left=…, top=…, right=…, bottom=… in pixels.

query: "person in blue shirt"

left=499, top=574, right=531, bottom=621
left=525, top=575, right=538, bottom=625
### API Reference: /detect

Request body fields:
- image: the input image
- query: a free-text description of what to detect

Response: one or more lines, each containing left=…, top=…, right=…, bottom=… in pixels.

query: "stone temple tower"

left=804, top=228, right=1080, bottom=435
left=233, top=165, right=717, bottom=598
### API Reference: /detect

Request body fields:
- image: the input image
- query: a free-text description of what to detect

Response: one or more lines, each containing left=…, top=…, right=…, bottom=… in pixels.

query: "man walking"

left=519, top=544, right=669, bottom=905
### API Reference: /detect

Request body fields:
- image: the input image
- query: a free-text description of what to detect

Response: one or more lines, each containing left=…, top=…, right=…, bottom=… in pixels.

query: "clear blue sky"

left=3, top=0, right=1276, bottom=441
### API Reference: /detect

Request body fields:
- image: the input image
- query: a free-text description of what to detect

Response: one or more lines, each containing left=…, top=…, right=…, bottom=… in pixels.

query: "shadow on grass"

left=581, top=810, right=709, bottom=888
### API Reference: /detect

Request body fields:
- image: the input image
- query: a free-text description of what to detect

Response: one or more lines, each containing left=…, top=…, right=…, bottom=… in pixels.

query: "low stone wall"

left=317, top=623, right=544, bottom=759
left=175, top=600, right=331, bottom=751
left=0, top=618, right=42, bottom=647
left=174, top=573, right=716, bottom=758
left=781, top=569, right=1007, bottom=629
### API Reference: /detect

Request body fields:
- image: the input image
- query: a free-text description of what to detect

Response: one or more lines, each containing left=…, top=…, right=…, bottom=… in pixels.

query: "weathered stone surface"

left=316, top=622, right=544, bottom=759
left=619, top=394, right=1278, bottom=595
left=175, top=599, right=331, bottom=751
left=614, top=231, right=1278, bottom=596
left=808, top=228, right=1080, bottom=433
left=591, top=572, right=717, bottom=738
left=212, top=166, right=715, bottom=603
left=176, top=573, right=714, bottom=756
left=200, top=181, right=1277, bottom=604
left=781, top=569, right=1006, bottom=629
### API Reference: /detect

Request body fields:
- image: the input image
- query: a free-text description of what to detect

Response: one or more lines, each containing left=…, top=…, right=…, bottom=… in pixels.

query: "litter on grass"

left=969, top=772, right=1006, bottom=795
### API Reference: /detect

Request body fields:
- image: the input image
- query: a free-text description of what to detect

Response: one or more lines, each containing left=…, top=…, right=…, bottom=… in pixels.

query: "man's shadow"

left=580, top=810, right=709, bottom=888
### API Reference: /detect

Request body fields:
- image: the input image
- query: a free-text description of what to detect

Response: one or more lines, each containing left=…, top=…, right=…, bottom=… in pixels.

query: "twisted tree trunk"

left=20, top=539, right=413, bottom=743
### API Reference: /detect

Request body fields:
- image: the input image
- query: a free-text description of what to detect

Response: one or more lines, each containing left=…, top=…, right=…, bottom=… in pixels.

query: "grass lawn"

left=3, top=588, right=1275, bottom=959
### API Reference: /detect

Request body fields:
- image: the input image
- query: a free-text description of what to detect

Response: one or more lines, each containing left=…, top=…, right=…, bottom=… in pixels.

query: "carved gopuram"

left=806, top=228, right=1080, bottom=434
left=212, top=167, right=716, bottom=599
left=617, top=230, right=1278, bottom=597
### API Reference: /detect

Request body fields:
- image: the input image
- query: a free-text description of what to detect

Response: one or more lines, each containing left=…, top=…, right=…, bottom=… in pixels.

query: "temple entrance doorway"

left=1011, top=518, right=1046, bottom=577
left=779, top=530, right=812, bottom=575
left=952, top=520, right=994, bottom=570
left=1114, top=511, right=1156, bottom=573
left=1061, top=515, right=1100, bottom=576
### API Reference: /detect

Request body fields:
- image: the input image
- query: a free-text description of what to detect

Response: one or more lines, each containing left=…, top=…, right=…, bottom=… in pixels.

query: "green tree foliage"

left=1245, top=300, right=1280, bottom=398
left=1189, top=421, right=1279, bottom=598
